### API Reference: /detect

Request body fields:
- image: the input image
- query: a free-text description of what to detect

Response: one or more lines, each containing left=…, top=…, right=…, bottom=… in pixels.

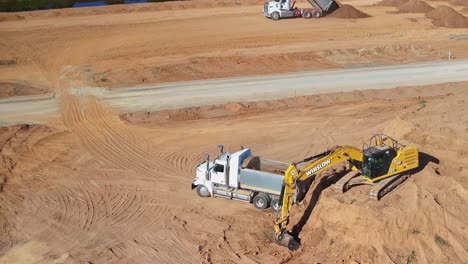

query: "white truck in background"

left=191, top=145, right=288, bottom=211
left=263, top=0, right=339, bottom=20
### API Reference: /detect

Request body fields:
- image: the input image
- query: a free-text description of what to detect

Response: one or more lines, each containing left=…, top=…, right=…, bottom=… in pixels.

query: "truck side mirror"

left=217, top=144, right=224, bottom=154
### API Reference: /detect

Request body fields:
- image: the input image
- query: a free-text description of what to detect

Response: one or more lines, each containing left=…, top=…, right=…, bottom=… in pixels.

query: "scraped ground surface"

left=0, top=81, right=468, bottom=263
left=1, top=0, right=468, bottom=97
left=1, top=0, right=468, bottom=263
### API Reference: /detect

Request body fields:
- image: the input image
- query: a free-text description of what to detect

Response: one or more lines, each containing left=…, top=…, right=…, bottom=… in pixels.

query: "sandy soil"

left=1, top=0, right=468, bottom=97
left=0, top=81, right=467, bottom=263
left=0, top=0, right=467, bottom=263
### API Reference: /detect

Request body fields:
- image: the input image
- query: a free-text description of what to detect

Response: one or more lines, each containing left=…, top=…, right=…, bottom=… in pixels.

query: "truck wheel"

left=312, top=10, right=321, bottom=18
left=271, top=12, right=280, bottom=21
left=196, top=185, right=210, bottom=198
left=302, top=11, right=312, bottom=19
left=271, top=197, right=281, bottom=212
left=253, top=193, right=270, bottom=210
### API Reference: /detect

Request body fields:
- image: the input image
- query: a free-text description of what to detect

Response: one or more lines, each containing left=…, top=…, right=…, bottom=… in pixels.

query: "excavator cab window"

left=362, top=147, right=396, bottom=179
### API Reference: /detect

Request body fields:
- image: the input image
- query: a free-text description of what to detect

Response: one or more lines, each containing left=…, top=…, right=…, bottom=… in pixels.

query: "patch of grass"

left=410, top=228, right=421, bottom=235
left=406, top=250, right=417, bottom=264
left=100, top=77, right=109, bottom=82
left=397, top=250, right=417, bottom=264
left=435, top=234, right=449, bottom=247
left=0, top=58, right=17, bottom=65
left=416, top=99, right=427, bottom=111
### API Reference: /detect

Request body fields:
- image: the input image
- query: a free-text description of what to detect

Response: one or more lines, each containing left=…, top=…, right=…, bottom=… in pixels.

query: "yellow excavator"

left=274, top=134, right=419, bottom=249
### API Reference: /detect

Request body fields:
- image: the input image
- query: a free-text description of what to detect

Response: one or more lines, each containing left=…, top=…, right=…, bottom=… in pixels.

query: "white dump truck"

left=263, top=0, right=339, bottom=20
left=191, top=145, right=288, bottom=211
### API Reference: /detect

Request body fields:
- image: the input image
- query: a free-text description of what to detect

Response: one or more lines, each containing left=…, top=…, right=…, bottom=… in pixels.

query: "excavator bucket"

left=275, top=233, right=301, bottom=250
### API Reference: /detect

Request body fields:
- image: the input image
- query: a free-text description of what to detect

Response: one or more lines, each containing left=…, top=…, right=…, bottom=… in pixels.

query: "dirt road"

left=2, top=59, right=468, bottom=124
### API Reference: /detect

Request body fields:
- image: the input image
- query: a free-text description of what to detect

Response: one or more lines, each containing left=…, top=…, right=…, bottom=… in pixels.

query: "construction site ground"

left=0, top=0, right=468, bottom=263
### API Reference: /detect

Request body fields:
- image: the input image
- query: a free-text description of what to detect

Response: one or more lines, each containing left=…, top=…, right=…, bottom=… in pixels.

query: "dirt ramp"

left=450, top=0, right=468, bottom=7
left=0, top=14, right=24, bottom=22
left=329, top=4, right=371, bottom=19
left=396, top=0, right=434, bottom=13
left=0, top=81, right=49, bottom=98
left=377, top=0, right=407, bottom=6
left=426, top=6, right=468, bottom=28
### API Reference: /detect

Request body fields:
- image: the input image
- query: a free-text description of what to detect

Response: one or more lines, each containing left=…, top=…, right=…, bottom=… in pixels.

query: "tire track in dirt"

left=60, top=93, right=187, bottom=186
left=156, top=150, right=204, bottom=175
left=33, top=182, right=172, bottom=237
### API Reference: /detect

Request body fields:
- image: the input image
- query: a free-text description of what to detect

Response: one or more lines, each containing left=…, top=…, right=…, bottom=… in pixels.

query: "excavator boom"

left=274, top=145, right=363, bottom=248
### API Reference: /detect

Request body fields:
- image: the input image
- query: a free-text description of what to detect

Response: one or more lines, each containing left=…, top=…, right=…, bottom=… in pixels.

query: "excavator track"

left=333, top=170, right=359, bottom=192
left=369, top=174, right=410, bottom=200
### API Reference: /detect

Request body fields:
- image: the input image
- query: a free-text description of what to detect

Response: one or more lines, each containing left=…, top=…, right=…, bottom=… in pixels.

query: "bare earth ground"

left=1, top=0, right=468, bottom=263
left=0, top=81, right=467, bottom=263
left=1, top=0, right=468, bottom=97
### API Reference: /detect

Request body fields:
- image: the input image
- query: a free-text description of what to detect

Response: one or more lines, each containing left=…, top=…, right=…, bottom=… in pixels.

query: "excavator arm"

left=274, top=145, right=363, bottom=249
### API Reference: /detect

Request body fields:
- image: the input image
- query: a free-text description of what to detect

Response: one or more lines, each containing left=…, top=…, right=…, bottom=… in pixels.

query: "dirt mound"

left=166, top=109, right=200, bottom=121
left=426, top=6, right=468, bottom=28
left=397, top=0, right=434, bottom=13
left=450, top=0, right=468, bottom=7
left=0, top=14, right=24, bottom=22
left=329, top=4, right=371, bottom=19
left=223, top=102, right=249, bottom=113
left=377, top=0, right=407, bottom=6
left=0, top=81, right=49, bottom=98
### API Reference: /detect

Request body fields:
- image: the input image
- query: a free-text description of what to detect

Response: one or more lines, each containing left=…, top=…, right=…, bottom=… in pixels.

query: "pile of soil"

left=426, top=6, right=468, bottom=28
left=166, top=109, right=200, bottom=121
left=377, top=0, right=407, bottom=6
left=0, top=82, right=49, bottom=99
left=450, top=0, right=468, bottom=7
left=396, top=0, right=434, bottom=13
left=0, top=14, right=24, bottom=22
left=329, top=4, right=371, bottom=19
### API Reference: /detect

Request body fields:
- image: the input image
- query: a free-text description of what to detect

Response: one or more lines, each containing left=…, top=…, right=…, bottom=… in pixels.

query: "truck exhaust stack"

left=204, top=153, right=210, bottom=180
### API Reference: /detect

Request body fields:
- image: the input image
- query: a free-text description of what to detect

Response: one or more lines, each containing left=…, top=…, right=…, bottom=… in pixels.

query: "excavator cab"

left=362, top=145, right=396, bottom=179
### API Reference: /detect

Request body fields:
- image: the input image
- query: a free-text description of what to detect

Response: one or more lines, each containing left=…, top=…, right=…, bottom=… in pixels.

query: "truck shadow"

left=288, top=151, right=438, bottom=247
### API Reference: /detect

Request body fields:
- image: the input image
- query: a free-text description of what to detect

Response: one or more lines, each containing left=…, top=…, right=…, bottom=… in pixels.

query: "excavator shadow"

left=413, top=151, right=439, bottom=174
left=288, top=170, right=348, bottom=246
left=288, top=152, right=438, bottom=246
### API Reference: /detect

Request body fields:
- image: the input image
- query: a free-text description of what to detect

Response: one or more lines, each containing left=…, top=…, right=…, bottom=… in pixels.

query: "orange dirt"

left=1, top=82, right=468, bottom=263
left=396, top=0, right=434, bottom=14
left=329, top=4, right=371, bottom=18
left=0, top=81, right=49, bottom=98
left=449, top=0, right=468, bottom=7
left=377, top=0, right=407, bottom=6
left=1, top=1, right=468, bottom=263
left=426, top=5, right=468, bottom=28
left=1, top=0, right=468, bottom=96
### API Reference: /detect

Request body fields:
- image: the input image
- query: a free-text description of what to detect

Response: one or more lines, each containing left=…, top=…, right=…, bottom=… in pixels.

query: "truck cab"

left=197, top=153, right=230, bottom=186
left=192, top=145, right=286, bottom=211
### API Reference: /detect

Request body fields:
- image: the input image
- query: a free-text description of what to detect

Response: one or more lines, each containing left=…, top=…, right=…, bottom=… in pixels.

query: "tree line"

left=0, top=0, right=178, bottom=12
